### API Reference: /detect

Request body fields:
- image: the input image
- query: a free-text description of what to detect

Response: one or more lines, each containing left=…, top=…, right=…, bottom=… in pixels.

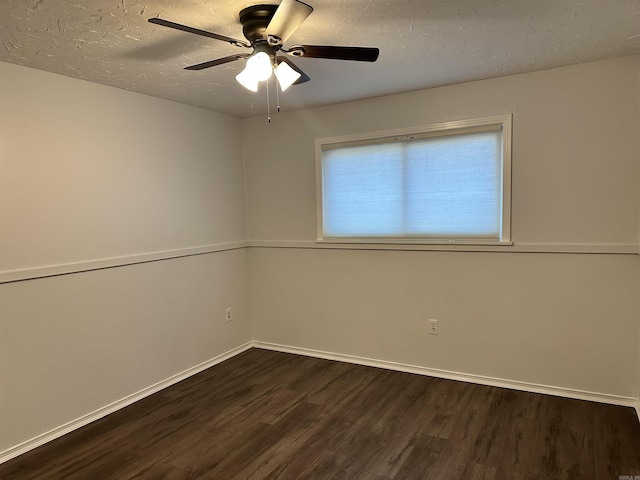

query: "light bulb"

left=274, top=61, right=301, bottom=92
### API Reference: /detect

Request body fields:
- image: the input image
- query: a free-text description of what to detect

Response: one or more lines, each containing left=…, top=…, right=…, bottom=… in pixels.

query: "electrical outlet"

left=428, top=319, right=439, bottom=335
left=225, top=308, right=232, bottom=322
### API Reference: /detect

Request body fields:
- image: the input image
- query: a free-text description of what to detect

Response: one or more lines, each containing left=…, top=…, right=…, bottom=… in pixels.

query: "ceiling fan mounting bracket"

left=238, top=4, right=278, bottom=43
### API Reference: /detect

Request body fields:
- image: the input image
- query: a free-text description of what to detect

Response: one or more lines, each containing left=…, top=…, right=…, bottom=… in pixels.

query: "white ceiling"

left=2, top=0, right=639, bottom=118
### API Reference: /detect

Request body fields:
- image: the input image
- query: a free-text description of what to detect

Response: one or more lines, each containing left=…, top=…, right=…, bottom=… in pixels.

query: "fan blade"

left=264, top=0, right=313, bottom=45
left=148, top=18, right=250, bottom=48
left=290, top=45, right=379, bottom=62
left=184, top=54, right=250, bottom=70
left=276, top=57, right=310, bottom=84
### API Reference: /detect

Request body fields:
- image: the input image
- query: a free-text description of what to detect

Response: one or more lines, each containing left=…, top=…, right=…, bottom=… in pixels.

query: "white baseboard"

left=252, top=341, right=639, bottom=409
left=0, top=342, right=252, bottom=465
left=636, top=399, right=640, bottom=423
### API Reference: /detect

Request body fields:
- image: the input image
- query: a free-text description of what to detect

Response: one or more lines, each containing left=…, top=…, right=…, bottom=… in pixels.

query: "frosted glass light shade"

left=247, top=52, right=273, bottom=81
left=274, top=61, right=301, bottom=91
left=235, top=67, right=259, bottom=92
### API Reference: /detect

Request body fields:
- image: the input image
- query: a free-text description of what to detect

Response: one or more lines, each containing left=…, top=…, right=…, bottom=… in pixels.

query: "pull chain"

left=276, top=80, right=281, bottom=112
left=266, top=78, right=271, bottom=123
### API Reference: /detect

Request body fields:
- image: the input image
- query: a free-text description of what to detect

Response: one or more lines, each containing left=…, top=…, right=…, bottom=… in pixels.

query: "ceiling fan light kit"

left=148, top=0, right=380, bottom=120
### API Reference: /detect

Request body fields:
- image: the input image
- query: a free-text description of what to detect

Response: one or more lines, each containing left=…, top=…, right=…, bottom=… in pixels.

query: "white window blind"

left=317, top=116, right=511, bottom=243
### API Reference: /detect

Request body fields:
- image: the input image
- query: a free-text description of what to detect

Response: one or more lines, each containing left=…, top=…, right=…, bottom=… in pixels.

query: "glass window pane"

left=323, top=144, right=403, bottom=236
left=404, top=132, right=501, bottom=238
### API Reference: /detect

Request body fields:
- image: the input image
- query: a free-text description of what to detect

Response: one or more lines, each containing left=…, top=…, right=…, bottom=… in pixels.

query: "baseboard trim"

left=252, top=341, right=638, bottom=409
left=636, top=399, right=640, bottom=423
left=0, top=342, right=252, bottom=465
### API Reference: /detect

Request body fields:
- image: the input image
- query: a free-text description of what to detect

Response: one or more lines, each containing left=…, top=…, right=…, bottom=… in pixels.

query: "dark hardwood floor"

left=1, top=348, right=639, bottom=479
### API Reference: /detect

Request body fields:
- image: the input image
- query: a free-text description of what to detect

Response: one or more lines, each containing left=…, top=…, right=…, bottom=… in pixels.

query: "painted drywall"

left=0, top=62, right=250, bottom=453
left=0, top=62, right=247, bottom=272
left=244, top=55, right=640, bottom=398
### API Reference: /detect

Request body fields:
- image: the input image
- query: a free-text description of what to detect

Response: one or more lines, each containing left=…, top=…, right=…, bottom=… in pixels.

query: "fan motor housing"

left=239, top=4, right=278, bottom=43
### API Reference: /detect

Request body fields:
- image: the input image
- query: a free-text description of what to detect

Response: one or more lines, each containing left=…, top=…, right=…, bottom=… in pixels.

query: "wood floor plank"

left=468, top=388, right=519, bottom=469
left=462, top=462, right=497, bottom=480
left=1, top=348, right=639, bottom=480
left=393, top=433, right=448, bottom=480
left=0, top=431, right=125, bottom=480
left=262, top=445, right=346, bottom=480
left=527, top=395, right=599, bottom=479
left=492, top=393, right=540, bottom=474
left=425, top=384, right=497, bottom=478
left=593, top=402, right=640, bottom=479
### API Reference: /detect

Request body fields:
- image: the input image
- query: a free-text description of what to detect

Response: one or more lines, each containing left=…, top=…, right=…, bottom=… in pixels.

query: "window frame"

left=315, top=114, right=513, bottom=245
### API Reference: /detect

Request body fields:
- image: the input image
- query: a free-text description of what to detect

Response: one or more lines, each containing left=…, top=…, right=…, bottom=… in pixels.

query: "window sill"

left=317, top=238, right=513, bottom=247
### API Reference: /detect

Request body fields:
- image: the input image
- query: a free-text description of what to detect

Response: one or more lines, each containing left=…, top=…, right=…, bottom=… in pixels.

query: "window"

left=316, top=115, right=512, bottom=244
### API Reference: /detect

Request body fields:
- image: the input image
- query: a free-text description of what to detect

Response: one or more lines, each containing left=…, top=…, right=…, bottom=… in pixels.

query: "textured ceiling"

left=2, top=0, right=639, bottom=118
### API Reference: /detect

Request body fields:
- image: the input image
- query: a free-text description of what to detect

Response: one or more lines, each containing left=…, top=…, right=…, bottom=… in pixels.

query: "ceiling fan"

left=148, top=0, right=380, bottom=93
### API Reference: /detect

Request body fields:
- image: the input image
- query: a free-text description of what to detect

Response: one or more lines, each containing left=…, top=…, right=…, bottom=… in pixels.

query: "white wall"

left=244, top=55, right=640, bottom=399
left=0, top=62, right=251, bottom=453
left=0, top=63, right=246, bottom=271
